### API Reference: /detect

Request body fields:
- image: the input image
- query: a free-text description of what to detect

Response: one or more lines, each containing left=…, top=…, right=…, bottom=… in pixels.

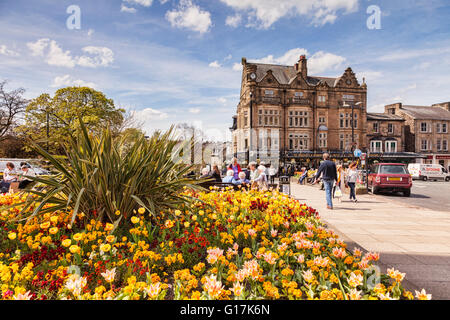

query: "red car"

left=368, top=163, right=412, bottom=197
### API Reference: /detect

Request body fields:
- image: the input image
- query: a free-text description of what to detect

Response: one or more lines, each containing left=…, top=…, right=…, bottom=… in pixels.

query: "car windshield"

left=380, top=165, right=407, bottom=174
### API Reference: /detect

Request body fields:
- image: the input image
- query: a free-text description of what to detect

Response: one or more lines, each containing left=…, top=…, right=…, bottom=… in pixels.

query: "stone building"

left=231, top=55, right=368, bottom=169
left=366, top=113, right=406, bottom=153
left=384, top=102, right=450, bottom=170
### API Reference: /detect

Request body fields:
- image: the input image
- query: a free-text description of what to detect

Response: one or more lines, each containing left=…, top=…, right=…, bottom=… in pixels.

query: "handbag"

left=334, top=186, right=343, bottom=198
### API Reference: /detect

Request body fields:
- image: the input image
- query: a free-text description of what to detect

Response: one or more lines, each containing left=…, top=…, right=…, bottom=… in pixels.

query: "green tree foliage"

left=16, top=87, right=125, bottom=154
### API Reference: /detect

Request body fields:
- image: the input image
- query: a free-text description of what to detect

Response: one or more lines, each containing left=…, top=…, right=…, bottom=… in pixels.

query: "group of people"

left=312, top=153, right=359, bottom=210
left=200, top=158, right=278, bottom=191
left=0, top=162, right=36, bottom=193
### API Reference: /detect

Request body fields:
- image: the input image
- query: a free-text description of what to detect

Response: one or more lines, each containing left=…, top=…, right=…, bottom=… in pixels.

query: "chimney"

left=297, top=55, right=307, bottom=78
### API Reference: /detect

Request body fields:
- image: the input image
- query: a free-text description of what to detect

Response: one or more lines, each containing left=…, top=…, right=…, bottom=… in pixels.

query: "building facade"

left=231, top=55, right=368, bottom=169
left=384, top=102, right=450, bottom=170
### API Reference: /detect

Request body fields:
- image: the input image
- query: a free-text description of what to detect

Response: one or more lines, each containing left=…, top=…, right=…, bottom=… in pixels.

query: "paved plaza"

left=291, top=183, right=450, bottom=299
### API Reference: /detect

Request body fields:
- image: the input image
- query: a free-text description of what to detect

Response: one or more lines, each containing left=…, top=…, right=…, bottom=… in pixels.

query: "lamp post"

left=344, top=101, right=363, bottom=161
left=248, top=91, right=253, bottom=164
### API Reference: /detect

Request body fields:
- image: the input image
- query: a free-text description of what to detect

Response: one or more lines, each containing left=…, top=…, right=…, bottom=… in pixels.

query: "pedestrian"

left=268, top=165, right=276, bottom=184
left=211, top=164, right=222, bottom=182
left=228, top=157, right=242, bottom=181
left=346, top=162, right=359, bottom=203
left=313, top=153, right=337, bottom=210
left=333, top=165, right=344, bottom=203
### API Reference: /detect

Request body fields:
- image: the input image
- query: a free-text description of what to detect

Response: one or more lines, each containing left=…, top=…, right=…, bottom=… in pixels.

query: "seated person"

left=199, top=167, right=212, bottom=179
left=0, top=162, right=17, bottom=193
left=233, top=171, right=250, bottom=185
left=18, top=165, right=36, bottom=189
left=222, top=169, right=236, bottom=183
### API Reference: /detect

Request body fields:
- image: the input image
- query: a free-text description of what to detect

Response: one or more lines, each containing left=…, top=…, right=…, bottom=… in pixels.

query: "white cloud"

left=51, top=75, right=98, bottom=89
left=217, top=97, right=227, bottom=104
left=209, top=61, right=221, bottom=68
left=225, top=14, right=242, bottom=28
left=219, top=0, right=359, bottom=29
left=27, top=38, right=50, bottom=56
left=87, top=29, right=95, bottom=37
left=26, top=39, right=114, bottom=69
left=165, top=0, right=212, bottom=34
left=46, top=40, right=76, bottom=68
left=378, top=47, right=450, bottom=62
left=0, top=45, right=19, bottom=57
left=357, top=70, right=383, bottom=83
left=250, top=48, right=345, bottom=75
left=188, top=107, right=201, bottom=114
left=224, top=54, right=232, bottom=61
left=77, top=46, right=114, bottom=68
left=232, top=62, right=242, bottom=71
left=121, top=4, right=137, bottom=13
left=125, top=0, right=153, bottom=7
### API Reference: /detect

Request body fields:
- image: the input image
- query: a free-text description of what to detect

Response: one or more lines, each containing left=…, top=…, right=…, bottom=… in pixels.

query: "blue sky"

left=0, top=0, right=449, bottom=140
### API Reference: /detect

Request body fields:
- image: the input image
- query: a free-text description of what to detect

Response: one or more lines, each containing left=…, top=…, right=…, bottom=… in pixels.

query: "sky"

left=0, top=0, right=449, bottom=141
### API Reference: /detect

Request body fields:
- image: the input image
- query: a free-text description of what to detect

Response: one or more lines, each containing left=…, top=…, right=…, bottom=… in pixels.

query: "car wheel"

left=403, top=189, right=411, bottom=197
left=446, top=177, right=450, bottom=182
left=371, top=185, right=378, bottom=195
left=422, top=176, right=428, bottom=182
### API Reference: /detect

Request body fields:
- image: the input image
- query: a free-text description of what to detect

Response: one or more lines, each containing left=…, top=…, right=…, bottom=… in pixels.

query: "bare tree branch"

left=0, top=80, right=28, bottom=141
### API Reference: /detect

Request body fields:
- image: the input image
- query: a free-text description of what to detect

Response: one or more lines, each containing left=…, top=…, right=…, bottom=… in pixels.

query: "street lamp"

left=247, top=92, right=253, bottom=164
left=343, top=101, right=363, bottom=161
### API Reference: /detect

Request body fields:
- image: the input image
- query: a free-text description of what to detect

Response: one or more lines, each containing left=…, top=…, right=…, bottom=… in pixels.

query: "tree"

left=0, top=80, right=27, bottom=141
left=17, top=86, right=125, bottom=154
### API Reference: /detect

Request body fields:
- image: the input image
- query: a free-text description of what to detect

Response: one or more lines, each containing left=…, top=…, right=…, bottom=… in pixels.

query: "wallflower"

left=49, top=227, right=58, bottom=235
left=138, top=207, right=146, bottom=214
left=40, top=222, right=50, bottom=229
left=73, top=233, right=83, bottom=242
left=115, top=210, right=121, bottom=216
left=164, top=219, right=174, bottom=229
left=106, top=235, right=115, bottom=243
left=8, top=233, right=16, bottom=240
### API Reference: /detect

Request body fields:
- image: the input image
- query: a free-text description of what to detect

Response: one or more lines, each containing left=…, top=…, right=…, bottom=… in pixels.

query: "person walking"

left=268, top=165, right=276, bottom=185
left=333, top=165, right=344, bottom=203
left=313, top=153, right=337, bottom=210
left=346, top=162, right=359, bottom=203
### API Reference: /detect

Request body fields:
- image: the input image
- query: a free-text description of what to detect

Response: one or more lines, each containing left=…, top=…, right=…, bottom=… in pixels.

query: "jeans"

left=348, top=182, right=356, bottom=200
left=323, top=179, right=334, bottom=208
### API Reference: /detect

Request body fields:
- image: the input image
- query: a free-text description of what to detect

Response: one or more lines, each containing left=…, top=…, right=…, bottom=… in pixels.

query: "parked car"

left=407, top=163, right=450, bottom=181
left=368, top=163, right=412, bottom=197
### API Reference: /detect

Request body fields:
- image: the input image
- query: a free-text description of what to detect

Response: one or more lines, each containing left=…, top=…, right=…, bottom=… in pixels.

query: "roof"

left=250, top=62, right=339, bottom=87
left=400, top=105, right=450, bottom=120
left=367, top=113, right=405, bottom=121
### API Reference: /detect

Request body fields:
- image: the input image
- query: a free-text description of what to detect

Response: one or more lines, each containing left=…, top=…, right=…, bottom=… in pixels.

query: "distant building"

left=385, top=102, right=450, bottom=169
left=231, top=55, right=368, bottom=169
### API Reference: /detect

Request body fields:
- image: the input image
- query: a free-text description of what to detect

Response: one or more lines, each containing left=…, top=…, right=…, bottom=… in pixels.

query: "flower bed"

left=0, top=188, right=430, bottom=300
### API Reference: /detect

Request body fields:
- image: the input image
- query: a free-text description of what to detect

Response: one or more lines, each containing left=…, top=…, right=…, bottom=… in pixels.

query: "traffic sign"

left=354, top=149, right=362, bottom=157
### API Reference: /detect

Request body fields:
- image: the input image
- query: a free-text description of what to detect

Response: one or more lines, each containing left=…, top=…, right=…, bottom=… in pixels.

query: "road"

left=375, top=180, right=450, bottom=212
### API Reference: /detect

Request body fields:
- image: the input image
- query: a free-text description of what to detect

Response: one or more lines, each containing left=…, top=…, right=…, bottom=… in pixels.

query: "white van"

left=408, top=163, right=450, bottom=181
